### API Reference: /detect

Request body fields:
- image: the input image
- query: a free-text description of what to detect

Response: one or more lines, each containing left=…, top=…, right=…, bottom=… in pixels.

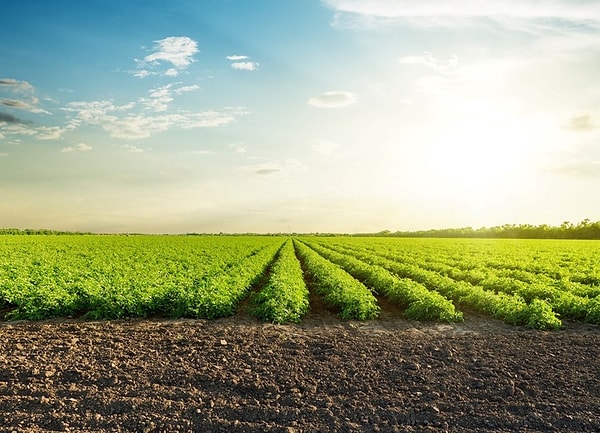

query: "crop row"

left=293, top=240, right=380, bottom=320
left=359, top=240, right=600, bottom=299
left=301, top=240, right=462, bottom=322
left=311, top=240, right=563, bottom=329
left=334, top=237, right=600, bottom=287
left=249, top=240, right=309, bottom=323
left=334, top=240, right=600, bottom=323
left=172, top=241, right=284, bottom=319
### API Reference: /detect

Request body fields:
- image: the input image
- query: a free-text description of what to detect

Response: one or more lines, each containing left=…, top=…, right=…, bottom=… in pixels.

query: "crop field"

left=2, top=234, right=600, bottom=432
left=1, top=234, right=599, bottom=329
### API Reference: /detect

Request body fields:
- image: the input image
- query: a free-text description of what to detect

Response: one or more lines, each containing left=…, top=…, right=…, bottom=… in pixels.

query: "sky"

left=1, top=0, right=600, bottom=233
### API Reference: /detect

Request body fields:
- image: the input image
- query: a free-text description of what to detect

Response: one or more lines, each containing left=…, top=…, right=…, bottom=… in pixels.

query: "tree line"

left=366, top=219, right=600, bottom=240
left=0, top=228, right=93, bottom=235
left=2, top=219, right=600, bottom=239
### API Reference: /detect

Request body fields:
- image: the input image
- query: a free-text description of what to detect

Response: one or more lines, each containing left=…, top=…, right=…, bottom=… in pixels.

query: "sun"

left=420, top=113, right=536, bottom=207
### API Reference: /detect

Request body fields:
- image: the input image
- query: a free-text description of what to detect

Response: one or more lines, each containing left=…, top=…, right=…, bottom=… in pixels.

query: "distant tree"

left=383, top=219, right=600, bottom=240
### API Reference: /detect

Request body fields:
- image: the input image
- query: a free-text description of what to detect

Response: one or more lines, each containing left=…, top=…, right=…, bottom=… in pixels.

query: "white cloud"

left=0, top=153, right=7, bottom=157
left=61, top=142, right=92, bottom=153
left=1, top=98, right=31, bottom=109
left=64, top=93, right=246, bottom=140
left=323, top=0, right=600, bottom=22
left=230, top=143, right=247, bottom=154
left=145, top=36, right=198, bottom=68
left=123, top=144, right=144, bottom=153
left=237, top=164, right=281, bottom=176
left=326, top=1, right=600, bottom=37
left=64, top=100, right=130, bottom=127
left=65, top=100, right=246, bottom=140
left=312, top=138, right=339, bottom=156
left=231, top=61, right=259, bottom=71
left=133, top=70, right=151, bottom=79
left=36, top=126, right=67, bottom=140
left=191, top=150, right=215, bottom=155
left=140, top=84, right=200, bottom=112
left=399, top=52, right=458, bottom=73
left=0, top=78, right=51, bottom=114
left=408, top=56, right=527, bottom=99
left=0, top=78, right=34, bottom=93
left=143, top=84, right=174, bottom=112
left=0, top=121, right=67, bottom=141
left=308, top=91, right=356, bottom=108
left=174, top=85, right=201, bottom=95
left=227, top=55, right=259, bottom=71
left=100, top=112, right=237, bottom=140
left=134, top=36, right=199, bottom=78
left=236, top=159, right=307, bottom=176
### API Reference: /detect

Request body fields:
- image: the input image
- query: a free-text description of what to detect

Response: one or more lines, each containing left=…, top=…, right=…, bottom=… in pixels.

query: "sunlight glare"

left=424, top=115, right=534, bottom=204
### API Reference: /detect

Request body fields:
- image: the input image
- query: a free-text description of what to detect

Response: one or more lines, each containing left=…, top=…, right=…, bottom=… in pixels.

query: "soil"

left=1, top=300, right=600, bottom=433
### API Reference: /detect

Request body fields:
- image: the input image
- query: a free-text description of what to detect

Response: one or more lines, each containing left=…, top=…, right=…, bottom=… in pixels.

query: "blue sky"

left=1, top=0, right=600, bottom=233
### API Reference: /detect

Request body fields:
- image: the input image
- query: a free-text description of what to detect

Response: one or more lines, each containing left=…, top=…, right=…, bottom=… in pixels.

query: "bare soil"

left=1, top=301, right=600, bottom=432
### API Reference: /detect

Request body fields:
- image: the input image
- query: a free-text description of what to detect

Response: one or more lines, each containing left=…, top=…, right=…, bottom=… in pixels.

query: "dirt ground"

left=1, top=300, right=599, bottom=433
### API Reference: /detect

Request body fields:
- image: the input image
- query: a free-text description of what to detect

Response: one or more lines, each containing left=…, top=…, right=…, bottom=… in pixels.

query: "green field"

left=1, top=235, right=599, bottom=329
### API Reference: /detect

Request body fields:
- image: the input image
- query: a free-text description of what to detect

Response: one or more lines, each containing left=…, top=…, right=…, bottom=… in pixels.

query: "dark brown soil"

left=1, top=303, right=600, bottom=432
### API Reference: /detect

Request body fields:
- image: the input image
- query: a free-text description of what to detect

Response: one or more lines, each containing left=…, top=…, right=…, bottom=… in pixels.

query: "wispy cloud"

left=308, top=91, right=356, bottom=108
left=104, top=112, right=239, bottom=140
left=236, top=159, right=307, bottom=176
left=133, top=70, right=151, bottom=79
left=0, top=78, right=33, bottom=93
left=1, top=99, right=31, bottom=109
left=231, top=61, right=259, bottom=71
left=1, top=74, right=233, bottom=143
left=134, top=36, right=199, bottom=78
left=564, top=113, right=596, bottom=132
left=256, top=168, right=282, bottom=175
left=312, top=138, right=339, bottom=156
left=142, top=85, right=174, bottom=112
left=399, top=52, right=458, bottom=74
left=0, top=99, right=51, bottom=115
left=230, top=143, right=247, bottom=154
left=174, top=84, right=200, bottom=95
left=64, top=100, right=247, bottom=140
left=0, top=120, right=66, bottom=141
left=326, top=0, right=600, bottom=43
left=60, top=142, right=92, bottom=153
left=324, top=0, right=600, bottom=25
left=0, top=78, right=50, bottom=114
left=227, top=54, right=259, bottom=71
left=36, top=126, right=67, bottom=140
left=140, top=83, right=201, bottom=112
left=123, top=144, right=144, bottom=153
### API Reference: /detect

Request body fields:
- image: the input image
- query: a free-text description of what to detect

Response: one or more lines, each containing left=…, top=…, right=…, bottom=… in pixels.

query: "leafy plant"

left=294, top=240, right=379, bottom=320
left=250, top=240, right=310, bottom=324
